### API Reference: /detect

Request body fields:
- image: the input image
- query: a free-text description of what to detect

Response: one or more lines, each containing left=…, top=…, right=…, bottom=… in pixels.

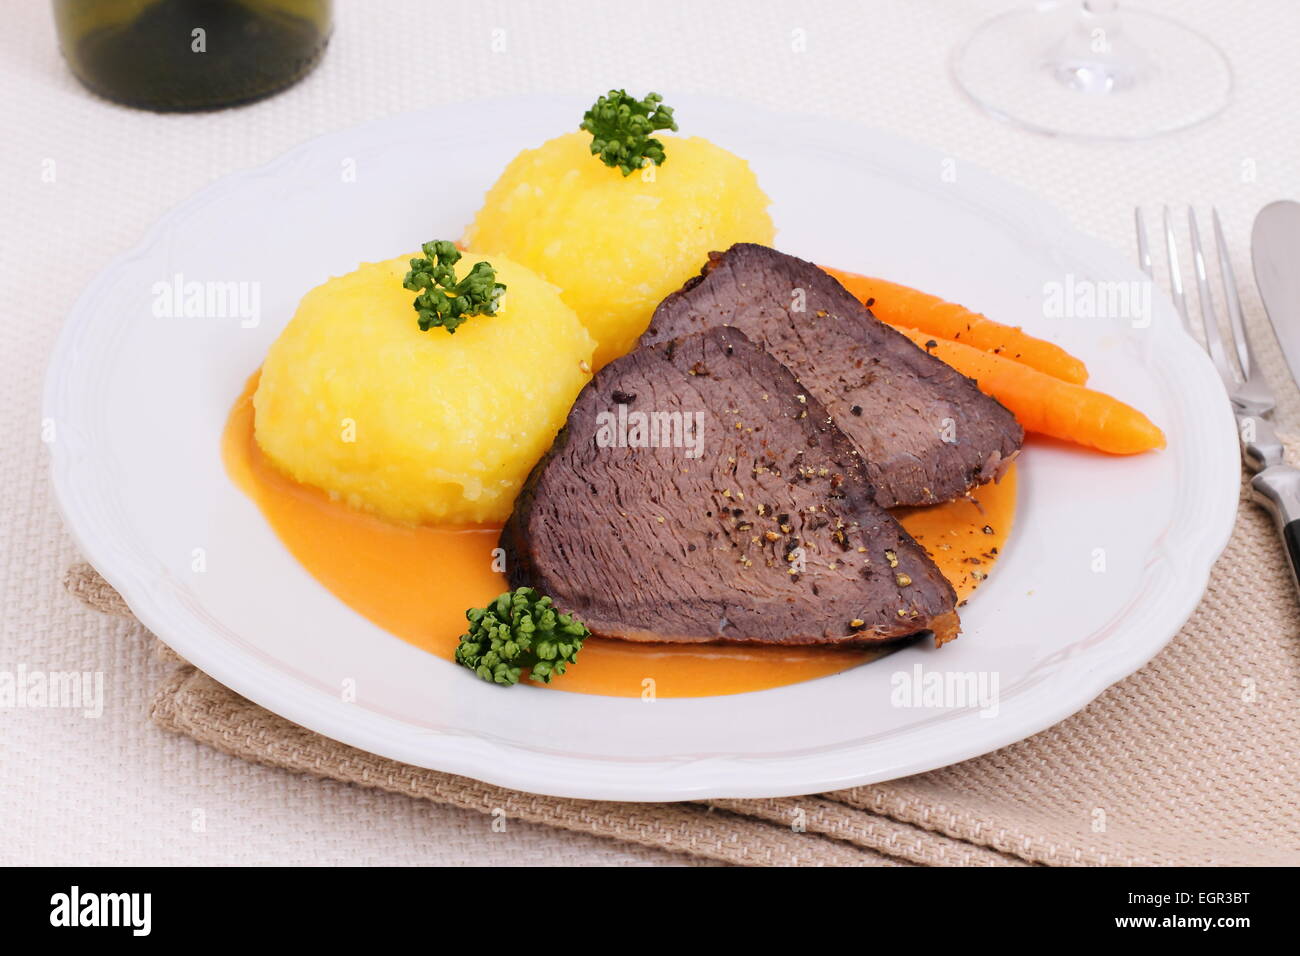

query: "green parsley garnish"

left=455, top=588, right=590, bottom=687
left=580, top=90, right=678, bottom=176
left=402, top=240, right=505, bottom=333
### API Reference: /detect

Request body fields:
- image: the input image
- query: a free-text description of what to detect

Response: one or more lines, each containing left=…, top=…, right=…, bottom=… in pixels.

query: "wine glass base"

left=952, top=5, right=1233, bottom=141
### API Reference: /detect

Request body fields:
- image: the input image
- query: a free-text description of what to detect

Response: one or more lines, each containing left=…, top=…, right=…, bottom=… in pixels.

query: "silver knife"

left=1250, top=200, right=1300, bottom=593
left=1253, top=202, right=1300, bottom=381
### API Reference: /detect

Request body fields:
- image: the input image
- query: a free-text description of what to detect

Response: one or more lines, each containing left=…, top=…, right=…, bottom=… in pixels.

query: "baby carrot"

left=822, top=266, right=1090, bottom=386
left=896, top=328, right=1165, bottom=455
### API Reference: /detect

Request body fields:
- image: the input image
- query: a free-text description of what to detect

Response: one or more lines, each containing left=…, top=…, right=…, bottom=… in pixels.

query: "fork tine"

left=1162, top=206, right=1192, bottom=333
left=1212, top=208, right=1253, bottom=380
left=1134, top=207, right=1152, bottom=277
left=1188, top=207, right=1240, bottom=385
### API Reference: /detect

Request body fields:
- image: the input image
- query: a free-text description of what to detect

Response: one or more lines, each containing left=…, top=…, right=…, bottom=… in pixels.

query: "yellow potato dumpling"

left=465, top=131, right=775, bottom=368
left=253, top=251, right=595, bottom=525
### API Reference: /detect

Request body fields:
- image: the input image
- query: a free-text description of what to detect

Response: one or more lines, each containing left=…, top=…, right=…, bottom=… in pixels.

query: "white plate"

left=44, top=95, right=1239, bottom=801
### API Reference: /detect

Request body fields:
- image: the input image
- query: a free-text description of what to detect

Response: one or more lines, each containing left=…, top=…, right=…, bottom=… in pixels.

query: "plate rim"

left=43, top=93, right=1241, bottom=801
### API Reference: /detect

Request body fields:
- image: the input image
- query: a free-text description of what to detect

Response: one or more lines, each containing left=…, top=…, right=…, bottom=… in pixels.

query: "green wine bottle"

left=53, top=0, right=333, bottom=111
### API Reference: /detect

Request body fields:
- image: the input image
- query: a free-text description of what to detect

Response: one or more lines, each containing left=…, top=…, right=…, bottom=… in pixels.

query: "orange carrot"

left=822, top=266, right=1089, bottom=386
left=896, top=328, right=1164, bottom=455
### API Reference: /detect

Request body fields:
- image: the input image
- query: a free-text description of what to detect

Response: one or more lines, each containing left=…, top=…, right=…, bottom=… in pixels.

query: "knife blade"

left=1249, top=200, right=1300, bottom=601
left=1252, top=200, right=1300, bottom=388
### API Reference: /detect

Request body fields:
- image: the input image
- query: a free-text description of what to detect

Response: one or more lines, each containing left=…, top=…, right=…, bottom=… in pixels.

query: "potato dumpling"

left=253, top=251, right=595, bottom=525
left=464, top=131, right=774, bottom=368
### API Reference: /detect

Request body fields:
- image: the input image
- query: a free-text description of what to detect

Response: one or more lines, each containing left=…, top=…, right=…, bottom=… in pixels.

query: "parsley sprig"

left=580, top=90, right=678, bottom=176
left=402, top=240, right=505, bottom=333
left=455, top=588, right=590, bottom=687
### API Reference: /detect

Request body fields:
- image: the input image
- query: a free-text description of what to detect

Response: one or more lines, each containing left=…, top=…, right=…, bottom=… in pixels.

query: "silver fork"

left=1137, top=206, right=1300, bottom=593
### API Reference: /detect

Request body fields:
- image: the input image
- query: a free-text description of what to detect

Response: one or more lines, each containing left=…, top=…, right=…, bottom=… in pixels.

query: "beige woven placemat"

left=63, top=483, right=1300, bottom=866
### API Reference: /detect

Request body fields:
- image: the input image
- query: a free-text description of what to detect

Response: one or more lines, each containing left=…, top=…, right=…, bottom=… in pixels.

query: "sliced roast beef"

left=501, top=327, right=959, bottom=647
left=642, top=243, right=1023, bottom=508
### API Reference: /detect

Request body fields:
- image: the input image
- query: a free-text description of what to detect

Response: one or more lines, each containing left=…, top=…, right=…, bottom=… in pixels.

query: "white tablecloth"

left=4, top=0, right=1296, bottom=865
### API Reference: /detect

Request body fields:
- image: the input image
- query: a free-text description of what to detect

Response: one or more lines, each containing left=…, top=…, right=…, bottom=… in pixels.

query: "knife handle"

left=1249, top=464, right=1300, bottom=599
